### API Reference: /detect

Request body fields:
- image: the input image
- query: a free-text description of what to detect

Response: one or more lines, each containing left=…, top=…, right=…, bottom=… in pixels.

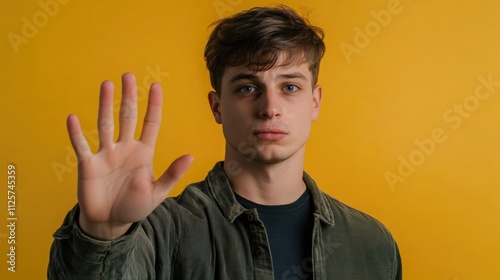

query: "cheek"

left=287, top=101, right=314, bottom=122
left=296, top=119, right=312, bottom=137
left=289, top=106, right=314, bottom=135
left=221, top=105, right=248, bottom=136
left=222, top=101, right=254, bottom=122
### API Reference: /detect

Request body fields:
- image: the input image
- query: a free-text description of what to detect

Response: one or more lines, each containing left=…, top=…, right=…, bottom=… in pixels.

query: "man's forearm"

left=47, top=205, right=155, bottom=279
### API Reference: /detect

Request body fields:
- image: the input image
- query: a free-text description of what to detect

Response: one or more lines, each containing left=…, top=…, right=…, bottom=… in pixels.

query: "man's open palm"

left=66, top=73, right=193, bottom=240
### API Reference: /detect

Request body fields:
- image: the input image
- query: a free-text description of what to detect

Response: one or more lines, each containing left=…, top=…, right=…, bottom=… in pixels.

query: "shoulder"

left=320, top=191, right=396, bottom=242
left=317, top=192, right=402, bottom=278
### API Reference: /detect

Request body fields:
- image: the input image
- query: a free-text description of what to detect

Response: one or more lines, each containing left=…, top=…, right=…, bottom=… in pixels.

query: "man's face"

left=208, top=56, right=322, bottom=164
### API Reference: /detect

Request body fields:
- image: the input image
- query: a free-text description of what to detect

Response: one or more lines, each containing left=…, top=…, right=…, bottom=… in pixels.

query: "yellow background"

left=1, top=0, right=499, bottom=279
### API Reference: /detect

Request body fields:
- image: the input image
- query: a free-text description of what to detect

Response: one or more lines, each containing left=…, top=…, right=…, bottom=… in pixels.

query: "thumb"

left=153, top=154, right=194, bottom=201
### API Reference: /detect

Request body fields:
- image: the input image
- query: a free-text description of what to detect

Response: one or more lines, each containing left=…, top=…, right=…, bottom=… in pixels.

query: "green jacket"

left=48, top=162, right=402, bottom=279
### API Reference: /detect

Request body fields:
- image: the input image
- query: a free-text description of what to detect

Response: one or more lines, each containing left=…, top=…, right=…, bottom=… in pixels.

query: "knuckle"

left=144, top=120, right=160, bottom=128
left=120, top=105, right=137, bottom=121
left=76, top=144, right=90, bottom=154
left=99, top=119, right=114, bottom=131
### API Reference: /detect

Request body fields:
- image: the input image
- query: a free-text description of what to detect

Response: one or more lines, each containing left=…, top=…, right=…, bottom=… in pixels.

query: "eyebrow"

left=278, top=72, right=307, bottom=81
left=228, top=72, right=308, bottom=84
left=229, top=73, right=258, bottom=84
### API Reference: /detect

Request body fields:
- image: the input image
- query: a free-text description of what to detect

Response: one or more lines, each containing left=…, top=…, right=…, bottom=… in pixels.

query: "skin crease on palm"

left=67, top=54, right=321, bottom=240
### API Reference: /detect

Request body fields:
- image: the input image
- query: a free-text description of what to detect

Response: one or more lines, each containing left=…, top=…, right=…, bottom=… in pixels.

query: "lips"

left=254, top=127, right=288, bottom=141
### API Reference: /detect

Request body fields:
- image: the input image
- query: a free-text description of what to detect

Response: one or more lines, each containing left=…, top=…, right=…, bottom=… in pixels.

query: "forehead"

left=221, top=60, right=312, bottom=85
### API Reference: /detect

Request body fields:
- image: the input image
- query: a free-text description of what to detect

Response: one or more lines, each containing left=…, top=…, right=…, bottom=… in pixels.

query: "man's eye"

left=284, top=84, right=299, bottom=92
left=238, top=86, right=257, bottom=93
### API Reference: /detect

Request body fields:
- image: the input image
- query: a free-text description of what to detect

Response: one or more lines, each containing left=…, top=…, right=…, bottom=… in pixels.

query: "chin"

left=246, top=150, right=294, bottom=165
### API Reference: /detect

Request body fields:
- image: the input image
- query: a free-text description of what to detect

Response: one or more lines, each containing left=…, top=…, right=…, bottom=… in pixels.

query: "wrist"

left=77, top=213, right=132, bottom=241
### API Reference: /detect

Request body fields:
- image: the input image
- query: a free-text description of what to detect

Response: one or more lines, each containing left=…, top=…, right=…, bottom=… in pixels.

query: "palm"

left=67, top=73, right=192, bottom=239
left=78, top=141, right=155, bottom=224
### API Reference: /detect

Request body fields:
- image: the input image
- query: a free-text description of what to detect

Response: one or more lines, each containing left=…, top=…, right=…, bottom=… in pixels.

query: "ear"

left=312, top=85, right=322, bottom=121
left=208, top=91, right=222, bottom=124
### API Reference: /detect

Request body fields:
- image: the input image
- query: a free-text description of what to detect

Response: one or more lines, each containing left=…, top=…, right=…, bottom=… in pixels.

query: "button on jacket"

left=48, top=162, right=402, bottom=279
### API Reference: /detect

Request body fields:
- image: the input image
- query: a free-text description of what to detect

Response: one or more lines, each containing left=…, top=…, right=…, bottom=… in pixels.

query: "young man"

left=48, top=5, right=402, bottom=279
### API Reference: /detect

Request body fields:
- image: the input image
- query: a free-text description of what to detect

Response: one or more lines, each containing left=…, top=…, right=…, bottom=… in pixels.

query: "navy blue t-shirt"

left=235, top=189, right=314, bottom=280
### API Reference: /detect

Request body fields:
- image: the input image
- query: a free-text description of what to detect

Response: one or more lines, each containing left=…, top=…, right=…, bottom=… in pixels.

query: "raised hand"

left=66, top=73, right=193, bottom=240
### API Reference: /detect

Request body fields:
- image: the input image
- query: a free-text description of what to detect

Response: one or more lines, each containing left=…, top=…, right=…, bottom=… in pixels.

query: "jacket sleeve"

left=393, top=241, right=403, bottom=280
left=47, top=205, right=157, bottom=280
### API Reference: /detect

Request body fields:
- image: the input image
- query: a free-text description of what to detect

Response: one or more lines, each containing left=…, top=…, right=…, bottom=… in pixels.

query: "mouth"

left=254, top=127, right=288, bottom=141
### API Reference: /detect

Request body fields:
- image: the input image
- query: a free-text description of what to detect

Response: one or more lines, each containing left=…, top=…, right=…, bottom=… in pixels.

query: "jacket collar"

left=206, top=162, right=335, bottom=227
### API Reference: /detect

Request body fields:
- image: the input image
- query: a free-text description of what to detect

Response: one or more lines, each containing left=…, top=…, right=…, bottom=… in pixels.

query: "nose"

left=258, top=89, right=282, bottom=119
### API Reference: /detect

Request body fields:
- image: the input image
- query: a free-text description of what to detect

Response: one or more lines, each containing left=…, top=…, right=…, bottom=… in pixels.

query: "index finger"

left=139, top=83, right=163, bottom=146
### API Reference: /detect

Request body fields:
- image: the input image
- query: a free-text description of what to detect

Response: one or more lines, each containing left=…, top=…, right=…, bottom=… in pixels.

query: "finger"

left=153, top=155, right=194, bottom=202
left=67, top=114, right=92, bottom=161
left=98, top=81, right=115, bottom=149
left=140, top=83, right=163, bottom=146
left=118, top=73, right=138, bottom=141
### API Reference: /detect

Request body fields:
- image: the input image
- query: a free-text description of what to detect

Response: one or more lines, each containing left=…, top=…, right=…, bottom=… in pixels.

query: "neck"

left=223, top=147, right=306, bottom=206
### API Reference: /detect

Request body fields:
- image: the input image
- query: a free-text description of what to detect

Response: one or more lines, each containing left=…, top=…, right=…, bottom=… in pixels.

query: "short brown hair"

left=204, top=5, right=326, bottom=93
